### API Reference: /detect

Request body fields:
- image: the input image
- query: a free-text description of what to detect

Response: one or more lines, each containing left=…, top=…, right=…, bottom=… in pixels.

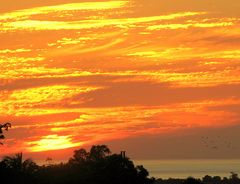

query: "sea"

left=36, top=159, right=240, bottom=179
left=134, top=159, right=240, bottom=179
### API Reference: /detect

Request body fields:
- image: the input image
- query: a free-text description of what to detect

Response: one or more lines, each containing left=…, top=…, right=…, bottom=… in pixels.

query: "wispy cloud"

left=1, top=12, right=205, bottom=31
left=0, top=1, right=129, bottom=21
left=0, top=0, right=239, bottom=155
left=147, top=22, right=234, bottom=30
left=0, top=48, right=31, bottom=54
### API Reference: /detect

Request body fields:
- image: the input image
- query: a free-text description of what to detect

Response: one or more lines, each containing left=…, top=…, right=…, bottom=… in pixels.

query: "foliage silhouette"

left=154, top=174, right=240, bottom=184
left=0, top=145, right=153, bottom=184
left=1, top=145, right=240, bottom=184
left=0, top=122, right=11, bottom=145
left=0, top=153, right=38, bottom=183
left=2, top=153, right=38, bottom=173
left=183, top=177, right=202, bottom=184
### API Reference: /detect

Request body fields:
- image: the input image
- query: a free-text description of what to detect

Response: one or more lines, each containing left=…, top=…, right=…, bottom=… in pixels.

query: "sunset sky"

left=0, top=0, right=240, bottom=160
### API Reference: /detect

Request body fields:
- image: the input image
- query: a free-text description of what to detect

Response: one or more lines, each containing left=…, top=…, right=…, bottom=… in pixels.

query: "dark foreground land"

left=154, top=174, right=240, bottom=184
left=0, top=145, right=240, bottom=184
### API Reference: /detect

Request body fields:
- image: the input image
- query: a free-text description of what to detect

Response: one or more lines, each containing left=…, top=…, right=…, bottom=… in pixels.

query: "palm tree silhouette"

left=2, top=153, right=38, bottom=173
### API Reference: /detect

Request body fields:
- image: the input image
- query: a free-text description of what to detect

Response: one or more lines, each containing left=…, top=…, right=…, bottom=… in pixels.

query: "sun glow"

left=27, top=135, right=82, bottom=152
left=0, top=0, right=240, bottom=156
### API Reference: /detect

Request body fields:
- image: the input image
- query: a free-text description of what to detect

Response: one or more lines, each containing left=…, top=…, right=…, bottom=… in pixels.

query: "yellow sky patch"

left=0, top=1, right=129, bottom=21
left=27, top=134, right=82, bottom=152
left=1, top=12, right=205, bottom=31
left=0, top=0, right=240, bottom=157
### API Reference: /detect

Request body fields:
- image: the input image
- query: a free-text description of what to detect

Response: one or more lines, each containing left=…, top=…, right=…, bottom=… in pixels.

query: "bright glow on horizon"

left=27, top=135, right=82, bottom=152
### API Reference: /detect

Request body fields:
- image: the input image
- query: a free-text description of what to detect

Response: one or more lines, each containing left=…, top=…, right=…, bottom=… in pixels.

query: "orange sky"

left=0, top=0, right=240, bottom=160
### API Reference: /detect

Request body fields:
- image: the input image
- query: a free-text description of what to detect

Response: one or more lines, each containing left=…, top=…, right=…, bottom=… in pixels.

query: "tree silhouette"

left=1, top=147, right=239, bottom=184
left=229, top=172, right=240, bottom=183
left=0, top=145, right=154, bottom=184
left=2, top=153, right=38, bottom=174
left=1, top=153, right=38, bottom=184
left=0, top=122, right=11, bottom=145
left=69, top=148, right=89, bottom=164
left=67, top=145, right=152, bottom=184
left=89, top=145, right=111, bottom=160
left=183, top=177, right=202, bottom=184
left=69, top=145, right=111, bottom=164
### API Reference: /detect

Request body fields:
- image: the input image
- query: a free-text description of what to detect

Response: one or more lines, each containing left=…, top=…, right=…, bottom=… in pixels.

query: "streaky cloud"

left=0, top=1, right=129, bottom=21
left=1, top=12, right=206, bottom=31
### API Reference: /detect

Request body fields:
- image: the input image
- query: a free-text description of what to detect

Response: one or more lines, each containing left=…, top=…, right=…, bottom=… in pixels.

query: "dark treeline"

left=154, top=173, right=240, bottom=184
left=0, top=145, right=153, bottom=184
left=1, top=145, right=240, bottom=184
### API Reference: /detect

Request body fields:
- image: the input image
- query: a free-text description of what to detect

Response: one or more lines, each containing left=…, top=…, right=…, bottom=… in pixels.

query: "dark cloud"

left=105, top=125, right=240, bottom=159
left=133, top=0, right=240, bottom=16
left=0, top=75, right=131, bottom=91
left=69, top=82, right=240, bottom=107
left=207, top=104, right=240, bottom=114
left=0, top=112, right=81, bottom=125
left=198, top=35, right=240, bottom=46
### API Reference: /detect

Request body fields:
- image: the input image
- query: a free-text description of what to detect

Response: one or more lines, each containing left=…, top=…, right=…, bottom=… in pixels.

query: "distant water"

left=134, top=159, right=240, bottom=179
